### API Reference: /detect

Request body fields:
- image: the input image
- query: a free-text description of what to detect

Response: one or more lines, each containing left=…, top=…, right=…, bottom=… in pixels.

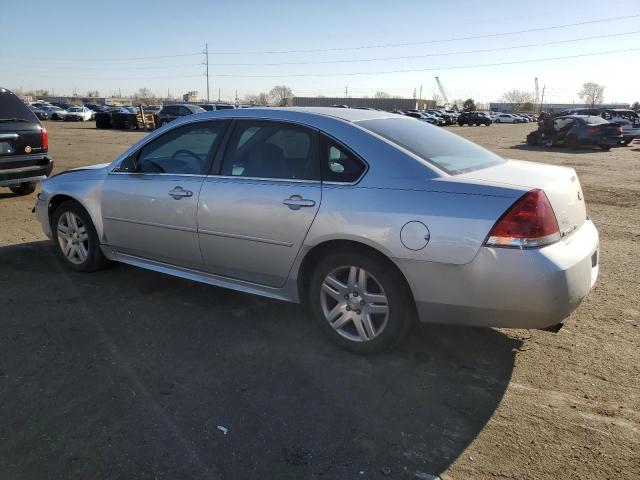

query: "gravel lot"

left=1, top=120, right=638, bottom=479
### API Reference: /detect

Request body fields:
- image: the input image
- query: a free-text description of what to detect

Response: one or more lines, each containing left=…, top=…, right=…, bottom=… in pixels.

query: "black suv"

left=157, top=104, right=206, bottom=126
left=457, top=111, right=492, bottom=126
left=0, top=88, right=53, bottom=195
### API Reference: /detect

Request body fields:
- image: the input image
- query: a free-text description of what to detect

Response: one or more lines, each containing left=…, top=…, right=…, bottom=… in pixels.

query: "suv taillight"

left=41, top=126, right=48, bottom=151
left=485, top=189, right=560, bottom=248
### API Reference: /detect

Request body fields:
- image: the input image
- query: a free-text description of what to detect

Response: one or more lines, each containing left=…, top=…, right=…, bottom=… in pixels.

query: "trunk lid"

left=457, top=159, right=587, bottom=238
left=0, top=123, right=43, bottom=157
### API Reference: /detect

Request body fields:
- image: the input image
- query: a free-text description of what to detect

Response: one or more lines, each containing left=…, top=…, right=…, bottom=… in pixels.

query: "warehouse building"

left=292, top=96, right=436, bottom=111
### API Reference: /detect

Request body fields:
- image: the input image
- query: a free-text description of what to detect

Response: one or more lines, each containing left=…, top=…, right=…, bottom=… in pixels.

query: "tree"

left=578, top=82, right=604, bottom=108
left=451, top=102, right=459, bottom=111
left=374, top=91, right=391, bottom=99
left=269, top=85, right=293, bottom=106
left=501, top=89, right=534, bottom=111
left=137, top=88, right=152, bottom=100
left=242, top=93, right=259, bottom=105
left=632, top=101, right=640, bottom=111
left=86, top=90, right=100, bottom=97
left=431, top=92, right=443, bottom=106
left=521, top=102, right=534, bottom=112
left=463, top=98, right=476, bottom=111
left=257, top=92, right=270, bottom=105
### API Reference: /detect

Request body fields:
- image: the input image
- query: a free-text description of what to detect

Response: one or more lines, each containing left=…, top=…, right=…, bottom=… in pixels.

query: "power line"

left=205, top=14, right=640, bottom=54
left=12, top=63, right=203, bottom=71
left=202, top=30, right=640, bottom=66
left=209, top=47, right=640, bottom=78
left=2, top=52, right=202, bottom=62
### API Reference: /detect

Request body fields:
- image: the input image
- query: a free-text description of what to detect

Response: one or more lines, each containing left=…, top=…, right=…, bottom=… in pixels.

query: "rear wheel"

left=9, top=182, right=36, bottom=195
left=309, top=251, right=413, bottom=354
left=52, top=201, right=107, bottom=272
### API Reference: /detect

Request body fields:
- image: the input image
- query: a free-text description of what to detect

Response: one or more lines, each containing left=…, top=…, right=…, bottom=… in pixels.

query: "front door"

left=198, top=120, right=321, bottom=287
left=102, top=120, right=228, bottom=269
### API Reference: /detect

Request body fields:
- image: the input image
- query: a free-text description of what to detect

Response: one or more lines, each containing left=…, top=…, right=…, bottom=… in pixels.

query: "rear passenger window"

left=320, top=135, right=366, bottom=183
left=221, top=121, right=317, bottom=180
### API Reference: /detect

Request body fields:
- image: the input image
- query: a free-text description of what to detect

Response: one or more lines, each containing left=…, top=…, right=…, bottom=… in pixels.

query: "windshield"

left=357, top=117, right=504, bottom=174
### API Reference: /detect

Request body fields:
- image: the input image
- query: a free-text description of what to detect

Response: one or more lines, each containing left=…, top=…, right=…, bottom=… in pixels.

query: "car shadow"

left=0, top=241, right=521, bottom=479
left=509, top=143, right=605, bottom=154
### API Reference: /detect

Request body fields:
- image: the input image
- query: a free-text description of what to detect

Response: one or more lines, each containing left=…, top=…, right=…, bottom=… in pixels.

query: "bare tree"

left=631, top=101, right=639, bottom=111
left=374, top=91, right=391, bottom=99
left=269, top=85, right=293, bottom=106
left=578, top=82, right=605, bottom=107
left=257, top=92, right=270, bottom=106
left=431, top=92, right=443, bottom=107
left=242, top=94, right=259, bottom=105
left=501, top=89, right=535, bottom=111
left=86, top=90, right=100, bottom=98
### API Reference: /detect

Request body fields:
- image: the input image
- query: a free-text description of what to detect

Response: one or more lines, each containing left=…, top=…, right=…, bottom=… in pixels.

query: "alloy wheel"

left=57, top=211, right=89, bottom=265
left=320, top=265, right=389, bottom=342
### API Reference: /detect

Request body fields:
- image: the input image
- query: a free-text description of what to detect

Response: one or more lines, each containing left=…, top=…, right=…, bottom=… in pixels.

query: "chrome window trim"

left=108, top=171, right=206, bottom=178
left=204, top=174, right=320, bottom=185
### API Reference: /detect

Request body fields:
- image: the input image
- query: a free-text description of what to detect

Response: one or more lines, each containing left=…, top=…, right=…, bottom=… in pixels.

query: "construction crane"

left=434, top=76, right=451, bottom=108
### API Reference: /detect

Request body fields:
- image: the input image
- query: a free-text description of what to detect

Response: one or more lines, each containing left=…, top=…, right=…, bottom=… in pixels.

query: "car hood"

left=457, top=159, right=587, bottom=237
left=49, top=163, right=110, bottom=181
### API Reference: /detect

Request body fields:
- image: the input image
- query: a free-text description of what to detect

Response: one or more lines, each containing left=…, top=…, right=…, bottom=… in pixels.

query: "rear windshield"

left=357, top=117, right=504, bottom=174
left=0, top=89, right=39, bottom=123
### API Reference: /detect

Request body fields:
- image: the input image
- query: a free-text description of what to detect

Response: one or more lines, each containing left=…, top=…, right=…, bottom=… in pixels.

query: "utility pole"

left=204, top=43, right=210, bottom=103
left=218, top=88, right=221, bottom=102
left=419, top=84, right=423, bottom=109
left=539, top=85, right=546, bottom=113
left=344, top=85, right=348, bottom=98
left=235, top=90, right=238, bottom=106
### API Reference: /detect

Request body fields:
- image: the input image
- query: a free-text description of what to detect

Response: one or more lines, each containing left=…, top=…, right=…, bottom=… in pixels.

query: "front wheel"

left=495, top=119, right=501, bottom=123
left=52, top=201, right=107, bottom=272
left=309, top=251, right=413, bottom=354
left=9, top=182, right=36, bottom=195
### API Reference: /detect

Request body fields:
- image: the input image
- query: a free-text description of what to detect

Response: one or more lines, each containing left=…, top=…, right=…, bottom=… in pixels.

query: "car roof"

left=194, top=106, right=399, bottom=123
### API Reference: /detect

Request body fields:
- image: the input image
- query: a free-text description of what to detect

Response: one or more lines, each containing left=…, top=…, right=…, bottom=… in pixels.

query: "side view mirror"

left=118, top=155, right=138, bottom=172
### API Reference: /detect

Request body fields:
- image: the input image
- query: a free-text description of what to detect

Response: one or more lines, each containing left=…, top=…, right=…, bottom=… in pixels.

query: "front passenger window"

left=135, top=122, right=225, bottom=175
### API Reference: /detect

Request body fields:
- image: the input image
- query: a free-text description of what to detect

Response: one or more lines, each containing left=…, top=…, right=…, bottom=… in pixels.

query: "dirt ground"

left=0, top=120, right=638, bottom=479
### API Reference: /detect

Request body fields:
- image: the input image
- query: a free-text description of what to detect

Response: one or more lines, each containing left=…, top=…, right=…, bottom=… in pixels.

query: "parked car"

left=29, top=105, right=50, bottom=121
left=403, top=111, right=438, bottom=125
left=199, top=103, right=235, bottom=111
left=40, top=105, right=67, bottom=120
left=64, top=106, right=93, bottom=122
left=527, top=115, right=623, bottom=150
left=565, top=109, right=640, bottom=145
left=457, top=112, right=492, bottom=126
left=157, top=104, right=206, bottom=125
left=0, top=87, right=53, bottom=195
left=141, top=105, right=162, bottom=114
left=35, top=107, right=599, bottom=353
left=494, top=114, right=522, bottom=124
left=52, top=102, right=71, bottom=110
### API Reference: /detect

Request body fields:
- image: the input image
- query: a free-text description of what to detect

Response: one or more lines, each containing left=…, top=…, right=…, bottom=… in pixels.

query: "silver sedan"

left=35, top=107, right=599, bottom=353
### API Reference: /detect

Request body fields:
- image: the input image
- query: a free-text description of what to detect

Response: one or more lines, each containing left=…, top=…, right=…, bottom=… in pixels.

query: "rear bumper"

left=0, top=155, right=53, bottom=187
left=398, top=219, right=599, bottom=330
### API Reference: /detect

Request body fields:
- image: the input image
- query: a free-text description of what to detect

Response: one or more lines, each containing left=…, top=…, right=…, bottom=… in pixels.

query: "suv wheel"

left=309, top=251, right=413, bottom=353
left=52, top=201, right=107, bottom=272
left=9, top=182, right=36, bottom=195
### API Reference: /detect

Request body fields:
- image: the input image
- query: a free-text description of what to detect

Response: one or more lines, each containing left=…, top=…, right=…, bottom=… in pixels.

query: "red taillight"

left=41, top=126, right=49, bottom=151
left=485, top=189, right=560, bottom=248
left=586, top=126, right=599, bottom=134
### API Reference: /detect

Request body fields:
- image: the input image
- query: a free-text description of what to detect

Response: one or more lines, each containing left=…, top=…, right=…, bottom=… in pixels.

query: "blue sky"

left=2, top=0, right=639, bottom=103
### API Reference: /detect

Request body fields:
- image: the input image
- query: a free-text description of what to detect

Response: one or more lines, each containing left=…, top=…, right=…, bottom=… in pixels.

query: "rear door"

left=102, top=120, right=228, bottom=269
left=197, top=120, right=320, bottom=287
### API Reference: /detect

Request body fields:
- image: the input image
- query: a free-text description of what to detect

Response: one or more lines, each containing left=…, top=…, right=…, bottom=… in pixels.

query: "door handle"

left=283, top=195, right=316, bottom=210
left=168, top=186, right=193, bottom=200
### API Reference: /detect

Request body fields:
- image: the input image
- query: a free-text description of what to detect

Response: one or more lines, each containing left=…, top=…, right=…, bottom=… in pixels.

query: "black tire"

left=458, top=122, right=464, bottom=126
left=308, top=251, right=414, bottom=354
left=51, top=201, right=107, bottom=272
left=9, top=182, right=36, bottom=195
left=566, top=135, right=579, bottom=150
left=526, top=131, right=539, bottom=146
left=485, top=121, right=491, bottom=126
left=495, top=119, right=501, bottom=123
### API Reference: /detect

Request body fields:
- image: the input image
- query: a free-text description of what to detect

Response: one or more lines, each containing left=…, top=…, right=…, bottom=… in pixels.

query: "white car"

left=64, top=106, right=93, bottom=122
left=40, top=105, right=67, bottom=120
left=494, top=114, right=521, bottom=124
